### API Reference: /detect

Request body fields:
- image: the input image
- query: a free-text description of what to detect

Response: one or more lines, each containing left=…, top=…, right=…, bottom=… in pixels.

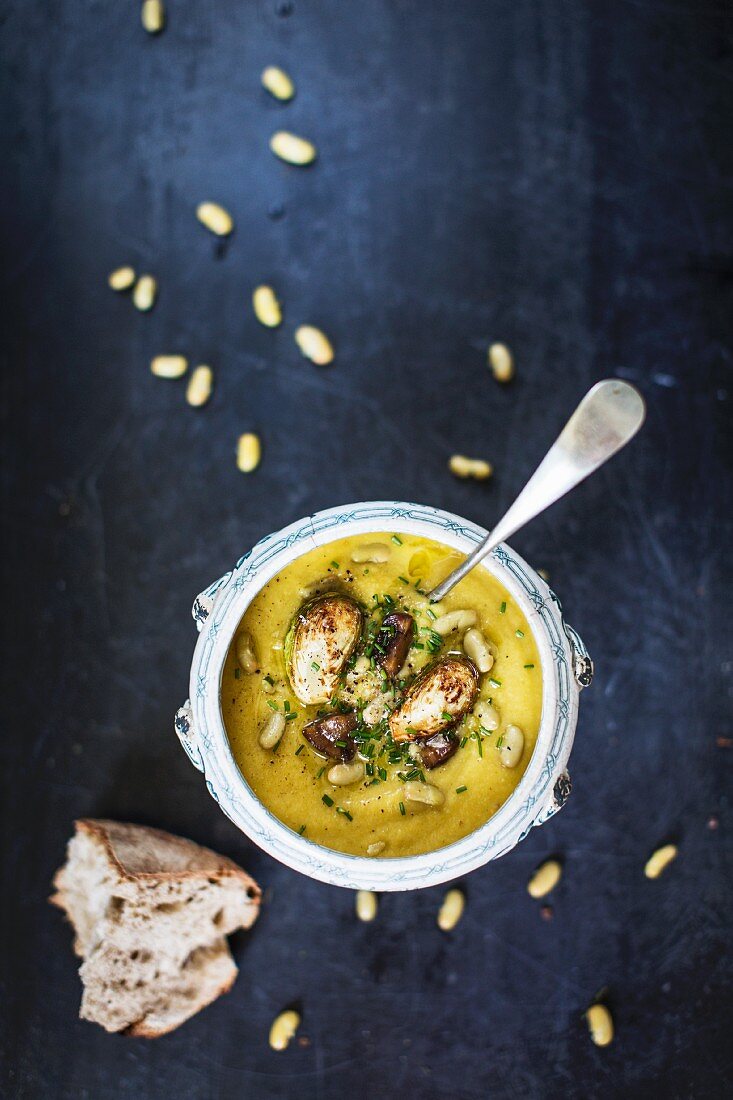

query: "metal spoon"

left=427, top=379, right=646, bottom=603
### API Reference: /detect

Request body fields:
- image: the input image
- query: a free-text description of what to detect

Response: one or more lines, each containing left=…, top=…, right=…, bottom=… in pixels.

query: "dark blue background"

left=2, top=2, right=731, bottom=1097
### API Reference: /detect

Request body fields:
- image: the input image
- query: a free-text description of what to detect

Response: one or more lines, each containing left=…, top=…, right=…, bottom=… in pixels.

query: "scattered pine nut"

left=141, top=0, right=165, bottom=34
left=644, top=843, right=678, bottom=880
left=585, top=1003, right=614, bottom=1047
left=366, top=841, right=386, bottom=857
left=186, top=365, right=213, bottom=407
left=133, top=275, right=157, bottom=312
left=150, top=355, right=188, bottom=379
left=253, top=285, right=282, bottom=328
left=437, top=888, right=465, bottom=931
left=449, top=454, right=493, bottom=480
left=488, top=342, right=514, bottom=383
left=270, top=131, right=317, bottom=166
left=295, top=325, right=334, bottom=365
left=527, top=859, right=562, bottom=898
left=269, top=1009, right=300, bottom=1051
left=196, top=201, right=234, bottom=237
left=108, top=266, right=136, bottom=291
left=261, top=66, right=295, bottom=101
left=237, top=432, right=262, bottom=473
left=355, top=890, right=378, bottom=922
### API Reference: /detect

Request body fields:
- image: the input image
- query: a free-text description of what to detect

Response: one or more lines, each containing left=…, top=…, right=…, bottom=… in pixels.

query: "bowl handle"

left=191, top=569, right=233, bottom=632
left=174, top=700, right=204, bottom=773
left=563, top=620, right=594, bottom=689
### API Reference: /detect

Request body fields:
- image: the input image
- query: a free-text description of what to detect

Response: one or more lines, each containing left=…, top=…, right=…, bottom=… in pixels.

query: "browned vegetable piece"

left=375, top=612, right=414, bottom=679
left=302, top=712, right=357, bottom=762
left=418, top=732, right=459, bottom=769
left=389, top=656, right=479, bottom=742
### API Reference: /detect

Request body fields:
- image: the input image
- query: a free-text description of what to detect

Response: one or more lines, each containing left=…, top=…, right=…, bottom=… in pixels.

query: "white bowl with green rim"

left=175, top=501, right=592, bottom=891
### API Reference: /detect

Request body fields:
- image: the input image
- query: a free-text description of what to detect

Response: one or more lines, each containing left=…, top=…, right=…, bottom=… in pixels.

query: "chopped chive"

left=477, top=736, right=483, bottom=758
left=515, top=629, right=525, bottom=638
left=456, top=785, right=468, bottom=794
left=363, top=569, right=369, bottom=575
left=330, top=560, right=340, bottom=569
left=264, top=673, right=274, bottom=685
left=285, top=711, right=297, bottom=721
left=366, top=762, right=374, bottom=776
left=322, top=794, right=334, bottom=807
left=489, top=678, right=502, bottom=688
left=391, top=534, right=403, bottom=545
left=267, top=700, right=279, bottom=711
left=412, top=641, right=424, bottom=650
left=334, top=740, right=347, bottom=748
left=398, top=801, right=406, bottom=816
left=378, top=767, right=387, bottom=782
left=398, top=575, right=409, bottom=585
left=295, top=744, right=304, bottom=755
left=311, top=661, right=321, bottom=671
left=500, top=601, right=507, bottom=614
left=496, top=735, right=504, bottom=748
left=524, top=663, right=535, bottom=669
left=414, top=579, right=422, bottom=589
left=298, top=824, right=307, bottom=835
left=234, top=667, right=241, bottom=679
left=316, top=766, right=326, bottom=778
left=283, top=700, right=291, bottom=712
left=426, top=608, right=437, bottom=621
left=460, top=736, right=468, bottom=748
left=441, top=711, right=453, bottom=722
left=336, top=807, right=353, bottom=821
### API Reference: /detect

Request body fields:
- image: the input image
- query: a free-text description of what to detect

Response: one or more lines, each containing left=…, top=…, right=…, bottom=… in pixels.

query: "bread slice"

left=51, top=819, right=261, bottom=1036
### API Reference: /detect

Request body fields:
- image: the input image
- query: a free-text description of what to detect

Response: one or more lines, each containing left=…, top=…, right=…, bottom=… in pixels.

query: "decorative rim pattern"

left=187, top=501, right=583, bottom=891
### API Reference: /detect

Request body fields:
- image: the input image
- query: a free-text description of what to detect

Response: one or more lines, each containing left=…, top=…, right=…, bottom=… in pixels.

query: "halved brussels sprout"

left=389, top=656, right=479, bottom=743
left=285, top=594, right=363, bottom=705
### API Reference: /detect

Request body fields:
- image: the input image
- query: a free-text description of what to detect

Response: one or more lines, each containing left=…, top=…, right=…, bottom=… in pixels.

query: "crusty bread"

left=51, top=819, right=261, bottom=1036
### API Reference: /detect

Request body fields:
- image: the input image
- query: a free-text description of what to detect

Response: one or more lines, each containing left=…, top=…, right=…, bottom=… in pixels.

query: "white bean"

left=259, top=710, right=286, bottom=750
left=474, top=699, right=500, bottom=731
left=327, top=759, right=365, bottom=786
left=432, top=609, right=478, bottom=636
left=350, top=543, right=391, bottom=564
left=355, top=890, right=378, bottom=922
left=585, top=1004, right=614, bottom=1047
left=141, top=0, right=165, bottom=35
left=462, top=628, right=494, bottom=673
left=236, top=632, right=258, bottom=673
left=403, top=781, right=445, bottom=807
left=437, top=888, right=465, bottom=931
left=498, top=724, right=524, bottom=768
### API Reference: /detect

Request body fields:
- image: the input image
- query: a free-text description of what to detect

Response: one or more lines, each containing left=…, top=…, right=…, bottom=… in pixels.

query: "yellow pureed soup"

left=222, top=533, right=542, bottom=858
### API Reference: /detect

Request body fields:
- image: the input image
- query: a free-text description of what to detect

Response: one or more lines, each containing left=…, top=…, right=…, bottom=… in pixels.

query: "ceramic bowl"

left=175, top=501, right=592, bottom=891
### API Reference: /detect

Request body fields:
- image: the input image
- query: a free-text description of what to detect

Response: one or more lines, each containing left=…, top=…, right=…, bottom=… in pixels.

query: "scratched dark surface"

left=2, top=1, right=732, bottom=1097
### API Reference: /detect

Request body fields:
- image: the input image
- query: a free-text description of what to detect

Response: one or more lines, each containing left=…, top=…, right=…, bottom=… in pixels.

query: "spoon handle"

left=427, top=379, right=646, bottom=603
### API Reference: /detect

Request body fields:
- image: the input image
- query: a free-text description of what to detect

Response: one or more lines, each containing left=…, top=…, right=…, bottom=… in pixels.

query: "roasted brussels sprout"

left=389, top=656, right=479, bottom=743
left=302, top=712, right=358, bottom=761
left=286, top=594, right=363, bottom=705
left=375, top=612, right=414, bottom=679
